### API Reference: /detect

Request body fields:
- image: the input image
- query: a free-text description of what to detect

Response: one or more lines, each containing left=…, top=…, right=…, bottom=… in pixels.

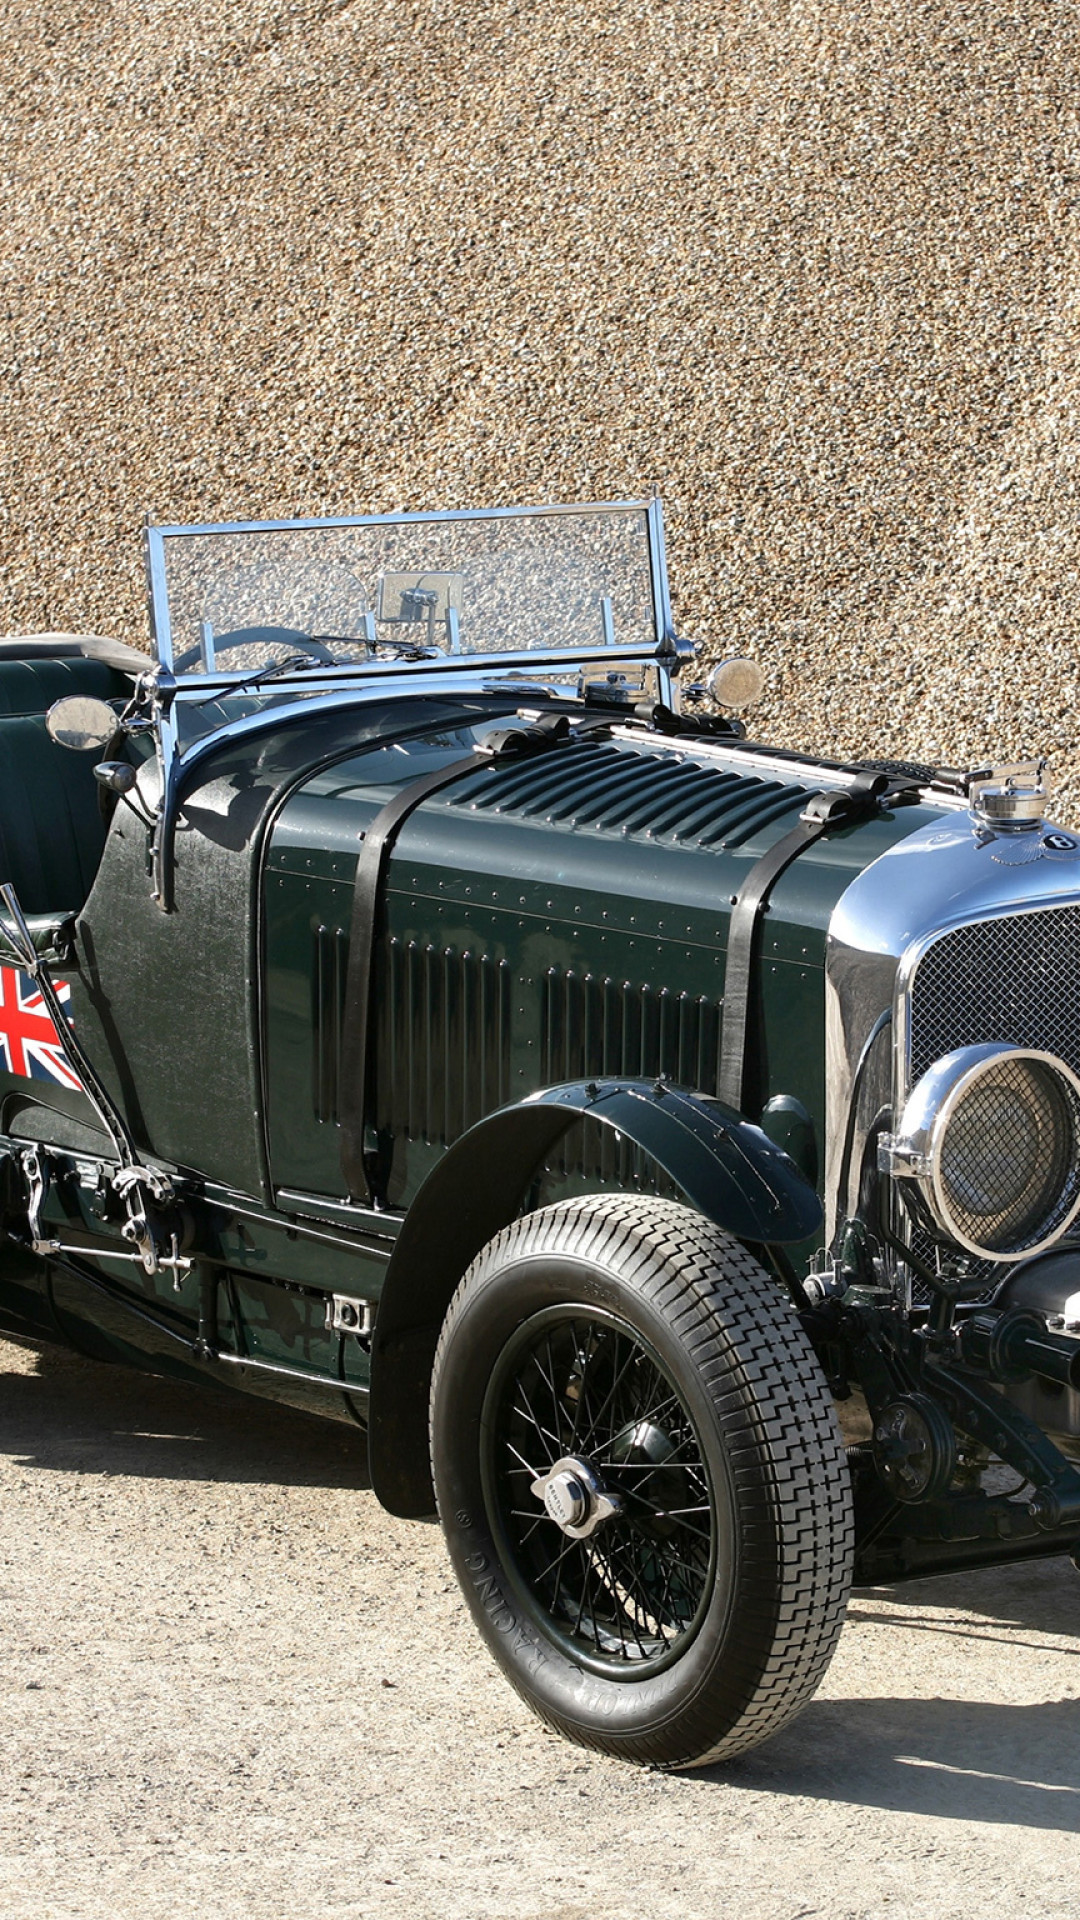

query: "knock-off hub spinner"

left=530, top=1456, right=621, bottom=1539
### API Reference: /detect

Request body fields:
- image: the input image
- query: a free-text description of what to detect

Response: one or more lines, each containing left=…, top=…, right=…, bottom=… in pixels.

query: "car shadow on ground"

left=696, top=1556, right=1080, bottom=1832
left=0, top=1340, right=371, bottom=1489
left=708, top=1689, right=1080, bottom=1832
left=851, top=1564, right=1080, bottom=1643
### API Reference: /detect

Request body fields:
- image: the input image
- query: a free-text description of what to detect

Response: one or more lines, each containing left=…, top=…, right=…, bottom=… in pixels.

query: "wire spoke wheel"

left=431, top=1196, right=853, bottom=1768
left=484, top=1307, right=717, bottom=1676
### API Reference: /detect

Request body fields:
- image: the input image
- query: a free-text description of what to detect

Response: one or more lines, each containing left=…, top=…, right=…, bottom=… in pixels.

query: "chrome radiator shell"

left=826, top=812, right=1080, bottom=1247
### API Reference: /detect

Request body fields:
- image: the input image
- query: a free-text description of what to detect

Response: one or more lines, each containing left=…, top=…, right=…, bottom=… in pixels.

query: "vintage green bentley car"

left=1, top=498, right=1078, bottom=1768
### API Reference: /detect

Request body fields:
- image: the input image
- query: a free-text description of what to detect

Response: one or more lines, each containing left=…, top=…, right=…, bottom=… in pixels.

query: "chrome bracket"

left=325, top=1294, right=375, bottom=1340
left=878, top=1134, right=931, bottom=1179
left=22, top=1148, right=51, bottom=1254
left=112, top=1163, right=176, bottom=1208
left=111, top=1163, right=184, bottom=1278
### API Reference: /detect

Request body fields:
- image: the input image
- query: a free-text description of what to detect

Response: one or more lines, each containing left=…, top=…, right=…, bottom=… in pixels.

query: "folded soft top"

left=0, top=632, right=148, bottom=673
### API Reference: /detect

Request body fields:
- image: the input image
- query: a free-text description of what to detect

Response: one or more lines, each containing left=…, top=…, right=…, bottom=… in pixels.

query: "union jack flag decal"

left=0, top=966, right=83, bottom=1090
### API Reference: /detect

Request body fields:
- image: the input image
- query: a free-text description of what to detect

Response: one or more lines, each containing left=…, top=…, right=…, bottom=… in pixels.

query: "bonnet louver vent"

left=542, top=968, right=722, bottom=1091
left=448, top=740, right=808, bottom=849
left=377, top=937, right=513, bottom=1146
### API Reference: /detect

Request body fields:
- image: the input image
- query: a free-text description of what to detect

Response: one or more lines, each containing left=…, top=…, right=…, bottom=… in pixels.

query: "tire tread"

left=431, top=1194, right=853, bottom=1768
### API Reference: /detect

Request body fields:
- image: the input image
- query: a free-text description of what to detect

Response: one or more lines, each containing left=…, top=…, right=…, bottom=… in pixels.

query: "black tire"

left=430, top=1195, right=853, bottom=1768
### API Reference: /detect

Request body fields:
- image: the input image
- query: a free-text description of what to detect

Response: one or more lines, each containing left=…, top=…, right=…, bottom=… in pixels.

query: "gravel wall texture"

left=2, top=2, right=1080, bottom=806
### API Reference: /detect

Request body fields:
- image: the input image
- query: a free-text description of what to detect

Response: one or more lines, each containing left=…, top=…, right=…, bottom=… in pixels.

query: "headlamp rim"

left=896, top=1043, right=1080, bottom=1263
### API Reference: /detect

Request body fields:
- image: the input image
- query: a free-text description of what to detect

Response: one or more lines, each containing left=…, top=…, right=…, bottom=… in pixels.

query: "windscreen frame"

left=144, top=497, right=675, bottom=683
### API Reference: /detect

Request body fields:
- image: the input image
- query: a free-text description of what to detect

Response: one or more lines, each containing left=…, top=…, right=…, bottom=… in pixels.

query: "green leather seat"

left=0, top=655, right=127, bottom=718
left=0, top=659, right=132, bottom=914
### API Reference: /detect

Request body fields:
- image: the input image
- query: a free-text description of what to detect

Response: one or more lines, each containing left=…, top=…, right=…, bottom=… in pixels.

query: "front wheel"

left=430, top=1195, right=853, bottom=1768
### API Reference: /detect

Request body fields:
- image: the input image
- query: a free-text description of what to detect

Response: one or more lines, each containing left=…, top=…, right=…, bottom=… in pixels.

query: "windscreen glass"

left=154, top=506, right=659, bottom=676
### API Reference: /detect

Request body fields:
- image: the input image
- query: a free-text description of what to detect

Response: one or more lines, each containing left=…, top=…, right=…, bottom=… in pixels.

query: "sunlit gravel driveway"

left=1, top=1336, right=1077, bottom=1920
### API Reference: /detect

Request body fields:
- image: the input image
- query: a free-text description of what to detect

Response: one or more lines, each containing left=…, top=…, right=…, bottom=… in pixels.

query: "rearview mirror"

left=46, top=696, right=118, bottom=752
left=377, top=570, right=464, bottom=651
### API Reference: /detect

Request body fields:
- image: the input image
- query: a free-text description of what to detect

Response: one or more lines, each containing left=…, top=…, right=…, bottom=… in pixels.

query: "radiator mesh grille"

left=909, top=905, right=1080, bottom=1088
left=906, top=903, right=1080, bottom=1293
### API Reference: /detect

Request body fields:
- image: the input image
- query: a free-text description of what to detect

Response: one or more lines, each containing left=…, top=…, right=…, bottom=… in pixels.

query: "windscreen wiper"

left=196, top=638, right=439, bottom=705
left=194, top=653, right=326, bottom=705
left=310, top=632, right=440, bottom=662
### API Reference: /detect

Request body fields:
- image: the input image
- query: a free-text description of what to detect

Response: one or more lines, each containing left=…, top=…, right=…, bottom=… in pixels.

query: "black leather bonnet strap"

left=716, top=772, right=893, bottom=1116
left=339, top=716, right=578, bottom=1203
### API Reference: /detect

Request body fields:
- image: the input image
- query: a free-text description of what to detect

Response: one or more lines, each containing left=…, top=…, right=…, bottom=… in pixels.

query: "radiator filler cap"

left=969, top=761, right=1049, bottom=830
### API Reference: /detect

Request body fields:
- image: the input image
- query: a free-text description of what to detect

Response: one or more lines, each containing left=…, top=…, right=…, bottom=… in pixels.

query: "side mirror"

left=46, top=696, right=118, bottom=752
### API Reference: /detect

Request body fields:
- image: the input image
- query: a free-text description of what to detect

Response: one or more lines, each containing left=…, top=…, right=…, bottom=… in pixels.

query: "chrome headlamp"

left=881, top=1043, right=1080, bottom=1262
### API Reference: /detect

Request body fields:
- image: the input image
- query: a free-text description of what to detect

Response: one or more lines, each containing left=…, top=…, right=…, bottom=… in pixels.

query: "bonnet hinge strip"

left=717, top=773, right=894, bottom=1115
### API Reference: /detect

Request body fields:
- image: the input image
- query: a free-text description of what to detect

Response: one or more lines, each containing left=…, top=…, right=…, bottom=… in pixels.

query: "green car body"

left=2, top=499, right=1078, bottom=1767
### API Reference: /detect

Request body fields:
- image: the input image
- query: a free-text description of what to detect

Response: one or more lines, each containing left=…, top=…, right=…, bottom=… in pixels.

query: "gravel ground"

left=1, top=1334, right=1077, bottom=1920
left=3, top=3, right=1080, bottom=807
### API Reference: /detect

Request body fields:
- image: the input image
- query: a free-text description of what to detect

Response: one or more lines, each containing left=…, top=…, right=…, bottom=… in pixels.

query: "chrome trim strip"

left=611, top=726, right=968, bottom=805
left=612, top=728, right=867, bottom=792
left=168, top=640, right=661, bottom=701
left=276, top=1187, right=400, bottom=1241
left=148, top=671, right=180, bottom=908
left=213, top=1349, right=371, bottom=1398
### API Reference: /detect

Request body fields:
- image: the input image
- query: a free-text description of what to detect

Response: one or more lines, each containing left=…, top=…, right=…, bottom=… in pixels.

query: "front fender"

left=368, top=1078, right=821, bottom=1517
